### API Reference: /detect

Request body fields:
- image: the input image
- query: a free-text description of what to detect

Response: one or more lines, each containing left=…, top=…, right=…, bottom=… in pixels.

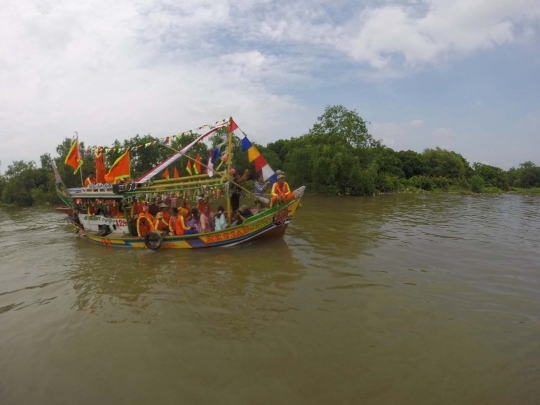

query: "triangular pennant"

left=229, top=118, right=238, bottom=133
left=163, top=168, right=170, bottom=179
left=186, top=160, right=193, bottom=176
left=173, top=167, right=180, bottom=178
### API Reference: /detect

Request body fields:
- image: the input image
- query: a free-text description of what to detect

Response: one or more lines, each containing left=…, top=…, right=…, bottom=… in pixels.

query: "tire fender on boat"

left=144, top=231, right=163, bottom=250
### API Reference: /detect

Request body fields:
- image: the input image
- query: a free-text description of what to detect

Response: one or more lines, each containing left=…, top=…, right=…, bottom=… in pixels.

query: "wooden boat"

left=83, top=190, right=303, bottom=249
left=54, top=117, right=305, bottom=250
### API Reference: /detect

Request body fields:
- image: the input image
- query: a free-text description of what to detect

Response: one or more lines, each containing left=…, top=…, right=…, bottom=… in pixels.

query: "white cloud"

left=1, top=0, right=539, bottom=167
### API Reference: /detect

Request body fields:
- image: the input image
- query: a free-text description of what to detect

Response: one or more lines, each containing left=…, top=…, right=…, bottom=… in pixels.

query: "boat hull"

left=85, top=198, right=301, bottom=249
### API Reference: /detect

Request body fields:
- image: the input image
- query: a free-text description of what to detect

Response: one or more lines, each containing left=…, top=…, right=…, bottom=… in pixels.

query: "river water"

left=1, top=194, right=539, bottom=404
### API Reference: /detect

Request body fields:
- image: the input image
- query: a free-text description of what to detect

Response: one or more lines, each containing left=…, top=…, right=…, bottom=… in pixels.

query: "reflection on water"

left=1, top=194, right=540, bottom=404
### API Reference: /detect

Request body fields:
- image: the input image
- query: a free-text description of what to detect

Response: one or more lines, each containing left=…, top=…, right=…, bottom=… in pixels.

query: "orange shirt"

left=169, top=216, right=177, bottom=235
left=271, top=182, right=291, bottom=197
left=161, top=210, right=171, bottom=223
left=84, top=177, right=97, bottom=187
left=136, top=214, right=155, bottom=236
left=175, top=215, right=191, bottom=236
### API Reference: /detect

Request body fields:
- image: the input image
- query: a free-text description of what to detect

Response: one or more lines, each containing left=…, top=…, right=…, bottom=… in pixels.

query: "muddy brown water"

left=1, top=194, right=539, bottom=404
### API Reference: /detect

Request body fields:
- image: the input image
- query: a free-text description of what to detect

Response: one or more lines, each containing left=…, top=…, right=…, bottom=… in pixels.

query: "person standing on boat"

left=270, top=174, right=294, bottom=207
left=84, top=172, right=97, bottom=187
left=149, top=200, right=160, bottom=217
left=214, top=206, right=226, bottom=231
left=200, top=205, right=215, bottom=233
left=230, top=168, right=250, bottom=213
left=95, top=147, right=106, bottom=184
left=254, top=172, right=269, bottom=209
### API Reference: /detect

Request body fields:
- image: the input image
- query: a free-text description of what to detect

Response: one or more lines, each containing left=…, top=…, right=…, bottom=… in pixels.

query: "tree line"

left=1, top=105, right=539, bottom=206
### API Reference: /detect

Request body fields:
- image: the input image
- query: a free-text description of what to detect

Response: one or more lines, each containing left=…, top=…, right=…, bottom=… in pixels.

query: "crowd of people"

left=133, top=196, right=254, bottom=238
left=77, top=169, right=295, bottom=238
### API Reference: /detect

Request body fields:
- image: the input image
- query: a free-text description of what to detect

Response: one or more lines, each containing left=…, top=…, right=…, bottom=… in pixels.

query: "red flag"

left=65, top=139, right=82, bottom=174
left=173, top=167, right=180, bottom=178
left=104, top=151, right=130, bottom=184
left=163, top=168, right=170, bottom=179
left=194, top=154, right=201, bottom=175
left=229, top=118, right=238, bottom=133
left=254, top=155, right=267, bottom=172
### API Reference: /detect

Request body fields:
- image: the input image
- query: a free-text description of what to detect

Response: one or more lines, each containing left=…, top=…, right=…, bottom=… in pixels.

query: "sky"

left=1, top=0, right=539, bottom=172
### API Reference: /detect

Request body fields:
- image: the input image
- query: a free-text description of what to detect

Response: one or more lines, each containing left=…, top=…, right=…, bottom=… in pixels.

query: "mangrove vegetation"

left=1, top=105, right=540, bottom=206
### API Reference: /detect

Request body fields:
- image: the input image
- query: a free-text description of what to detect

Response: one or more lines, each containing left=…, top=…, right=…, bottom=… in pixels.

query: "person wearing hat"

left=154, top=212, right=170, bottom=233
left=271, top=173, right=294, bottom=207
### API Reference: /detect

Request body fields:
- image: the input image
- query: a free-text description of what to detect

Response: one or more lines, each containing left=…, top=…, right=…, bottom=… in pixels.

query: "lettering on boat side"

left=101, top=239, right=113, bottom=247
left=162, top=242, right=176, bottom=248
left=115, top=219, right=127, bottom=227
left=203, top=216, right=274, bottom=244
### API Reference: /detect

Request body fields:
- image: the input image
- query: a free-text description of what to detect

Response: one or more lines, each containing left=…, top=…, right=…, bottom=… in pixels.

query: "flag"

left=186, top=159, right=193, bottom=176
left=173, top=167, right=180, bottom=178
left=241, top=137, right=252, bottom=152
left=229, top=118, right=238, bottom=133
left=104, top=151, right=130, bottom=184
left=254, top=155, right=267, bottom=172
left=163, top=168, right=170, bottom=179
left=206, top=151, right=213, bottom=178
left=65, top=139, right=82, bottom=174
left=194, top=154, right=201, bottom=175
left=211, top=146, right=222, bottom=164
left=261, top=164, right=275, bottom=181
left=248, top=146, right=260, bottom=163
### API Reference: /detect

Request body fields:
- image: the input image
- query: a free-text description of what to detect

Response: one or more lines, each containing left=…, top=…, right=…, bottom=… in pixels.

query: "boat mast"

left=226, top=117, right=233, bottom=226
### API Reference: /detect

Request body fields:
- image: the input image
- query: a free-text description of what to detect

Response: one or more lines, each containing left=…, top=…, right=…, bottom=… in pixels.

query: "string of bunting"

left=83, top=118, right=231, bottom=155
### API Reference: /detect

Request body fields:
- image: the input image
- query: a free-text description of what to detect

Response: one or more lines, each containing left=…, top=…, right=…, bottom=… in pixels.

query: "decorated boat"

left=55, top=117, right=305, bottom=249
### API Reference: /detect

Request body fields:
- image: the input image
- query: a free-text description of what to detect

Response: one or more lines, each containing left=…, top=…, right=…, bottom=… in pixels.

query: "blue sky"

left=1, top=0, right=539, bottom=172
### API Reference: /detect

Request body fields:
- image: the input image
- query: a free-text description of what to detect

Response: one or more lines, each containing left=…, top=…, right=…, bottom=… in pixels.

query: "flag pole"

left=75, top=132, right=84, bottom=188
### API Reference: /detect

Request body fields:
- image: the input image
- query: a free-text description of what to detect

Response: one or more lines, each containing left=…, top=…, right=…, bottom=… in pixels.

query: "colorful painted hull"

left=85, top=197, right=302, bottom=249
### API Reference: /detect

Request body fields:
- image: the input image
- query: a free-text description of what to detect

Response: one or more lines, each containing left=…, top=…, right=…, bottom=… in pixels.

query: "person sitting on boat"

left=169, top=207, right=178, bottom=235
left=136, top=207, right=155, bottom=237
left=159, top=203, right=170, bottom=223
left=84, top=172, right=97, bottom=187
left=230, top=168, right=250, bottom=213
left=200, top=205, right=215, bottom=233
left=176, top=211, right=198, bottom=236
left=214, top=206, right=226, bottom=231
left=188, top=208, right=201, bottom=232
left=271, top=174, right=294, bottom=207
left=179, top=198, right=190, bottom=218
left=154, top=212, right=170, bottom=234
left=196, top=196, right=206, bottom=214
